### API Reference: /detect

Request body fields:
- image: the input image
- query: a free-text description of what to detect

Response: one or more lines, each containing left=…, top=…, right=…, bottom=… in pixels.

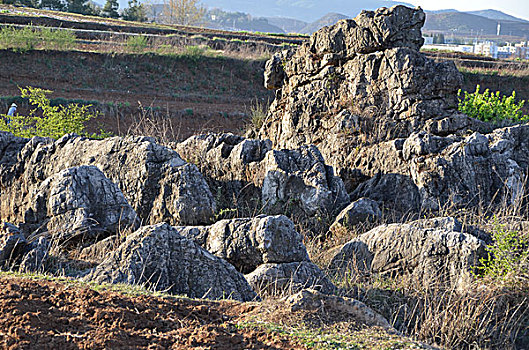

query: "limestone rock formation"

left=245, top=261, right=335, bottom=295
left=0, top=223, right=26, bottom=268
left=257, top=5, right=527, bottom=214
left=329, top=217, right=487, bottom=289
left=19, top=237, right=50, bottom=273
left=84, top=223, right=257, bottom=302
left=330, top=198, right=381, bottom=234
left=0, top=134, right=216, bottom=228
left=258, top=6, right=470, bottom=171
left=176, top=215, right=335, bottom=296
left=78, top=236, right=118, bottom=263
left=174, top=133, right=349, bottom=218
left=286, top=289, right=394, bottom=331
left=181, top=215, right=309, bottom=274
left=20, top=165, right=137, bottom=245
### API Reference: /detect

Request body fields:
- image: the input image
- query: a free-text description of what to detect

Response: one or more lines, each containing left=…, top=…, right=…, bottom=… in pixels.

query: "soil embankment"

left=0, top=49, right=273, bottom=139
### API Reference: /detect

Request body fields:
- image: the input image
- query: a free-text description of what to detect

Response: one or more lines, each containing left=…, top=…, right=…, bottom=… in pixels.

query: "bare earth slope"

left=0, top=274, right=307, bottom=350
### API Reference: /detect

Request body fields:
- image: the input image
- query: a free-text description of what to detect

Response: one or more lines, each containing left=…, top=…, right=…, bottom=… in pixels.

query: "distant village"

left=423, top=24, right=529, bottom=60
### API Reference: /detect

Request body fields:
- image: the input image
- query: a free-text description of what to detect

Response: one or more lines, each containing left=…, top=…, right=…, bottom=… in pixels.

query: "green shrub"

left=477, top=219, right=529, bottom=286
left=458, top=85, right=529, bottom=124
left=126, top=35, right=148, bottom=53
left=0, top=86, right=107, bottom=139
left=181, top=45, right=208, bottom=62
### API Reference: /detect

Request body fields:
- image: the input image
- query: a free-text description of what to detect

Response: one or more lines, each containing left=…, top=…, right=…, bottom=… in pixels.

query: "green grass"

left=0, top=25, right=76, bottom=52
left=236, top=320, right=429, bottom=349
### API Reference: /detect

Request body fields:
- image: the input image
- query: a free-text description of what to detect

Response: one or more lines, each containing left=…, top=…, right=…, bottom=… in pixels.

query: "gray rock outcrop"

left=330, top=198, right=381, bottom=234
left=258, top=6, right=474, bottom=170
left=0, top=134, right=216, bottom=230
left=256, top=5, right=528, bottom=215
left=0, top=223, right=26, bottom=268
left=285, top=289, right=394, bottom=331
left=329, top=217, right=487, bottom=289
left=174, top=133, right=349, bottom=219
left=84, top=223, right=257, bottom=301
left=175, top=214, right=335, bottom=296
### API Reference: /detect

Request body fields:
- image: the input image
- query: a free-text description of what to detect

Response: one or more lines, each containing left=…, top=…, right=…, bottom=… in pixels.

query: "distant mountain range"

left=466, top=9, right=528, bottom=23
left=134, top=1, right=529, bottom=39
left=199, top=0, right=412, bottom=23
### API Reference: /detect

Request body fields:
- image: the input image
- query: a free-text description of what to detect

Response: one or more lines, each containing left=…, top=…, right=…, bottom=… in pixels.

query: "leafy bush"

left=0, top=86, right=108, bottom=139
left=477, top=219, right=529, bottom=286
left=458, top=85, right=528, bottom=124
left=0, top=26, right=76, bottom=52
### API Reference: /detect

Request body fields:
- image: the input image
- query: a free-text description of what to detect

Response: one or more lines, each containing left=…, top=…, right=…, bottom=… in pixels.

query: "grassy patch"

left=0, top=25, right=76, bottom=52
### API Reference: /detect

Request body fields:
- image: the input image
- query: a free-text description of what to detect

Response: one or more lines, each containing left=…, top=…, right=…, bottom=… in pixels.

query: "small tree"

left=122, top=0, right=147, bottom=22
left=39, top=0, right=66, bottom=11
left=66, top=0, right=96, bottom=15
left=161, top=0, right=205, bottom=26
left=102, top=0, right=119, bottom=18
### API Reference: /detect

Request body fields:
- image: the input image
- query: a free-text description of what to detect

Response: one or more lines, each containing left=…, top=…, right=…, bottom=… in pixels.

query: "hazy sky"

left=407, top=0, right=529, bottom=20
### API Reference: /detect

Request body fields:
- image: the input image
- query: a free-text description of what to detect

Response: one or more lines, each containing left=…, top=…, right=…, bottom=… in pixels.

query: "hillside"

left=300, top=12, right=349, bottom=34
left=266, top=16, right=308, bottom=33
left=199, top=0, right=412, bottom=22
left=467, top=9, right=529, bottom=23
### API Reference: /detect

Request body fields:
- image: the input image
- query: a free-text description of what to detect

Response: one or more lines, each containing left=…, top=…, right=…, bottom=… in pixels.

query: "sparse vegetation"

left=477, top=219, right=529, bottom=286
left=125, top=34, right=148, bottom=53
left=249, top=99, right=268, bottom=130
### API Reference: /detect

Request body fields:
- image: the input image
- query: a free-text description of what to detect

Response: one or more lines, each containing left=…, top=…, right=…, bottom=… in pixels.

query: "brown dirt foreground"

left=0, top=275, right=307, bottom=350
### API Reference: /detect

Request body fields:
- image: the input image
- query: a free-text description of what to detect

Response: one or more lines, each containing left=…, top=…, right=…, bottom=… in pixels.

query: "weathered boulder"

left=330, top=198, right=382, bottom=234
left=351, top=173, right=420, bottom=214
left=245, top=261, right=335, bottom=295
left=0, top=134, right=216, bottom=227
left=19, top=165, right=137, bottom=245
left=174, top=133, right=349, bottom=218
left=329, top=217, right=487, bottom=289
left=181, top=215, right=309, bottom=274
left=0, top=223, right=26, bottom=268
left=402, top=128, right=528, bottom=211
left=286, top=289, right=394, bottom=331
left=83, top=223, right=257, bottom=302
left=19, top=237, right=50, bottom=273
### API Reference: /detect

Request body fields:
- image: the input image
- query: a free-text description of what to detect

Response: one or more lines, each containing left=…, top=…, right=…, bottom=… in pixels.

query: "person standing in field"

left=5, top=103, right=17, bottom=125
left=7, top=103, right=17, bottom=116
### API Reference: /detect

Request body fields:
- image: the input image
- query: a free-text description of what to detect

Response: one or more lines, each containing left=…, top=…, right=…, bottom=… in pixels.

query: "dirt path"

left=0, top=275, right=307, bottom=350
